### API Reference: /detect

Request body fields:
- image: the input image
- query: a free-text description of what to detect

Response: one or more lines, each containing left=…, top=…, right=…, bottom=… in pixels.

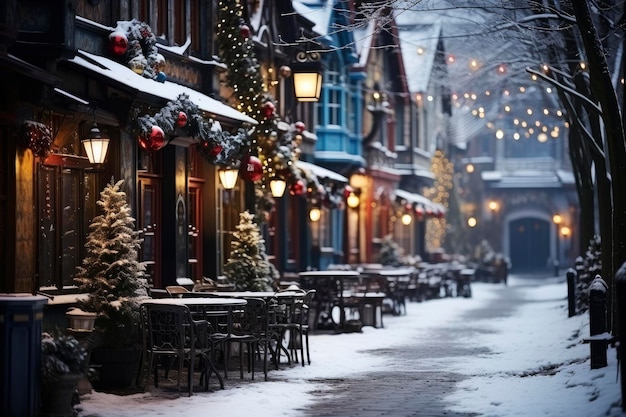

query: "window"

left=174, top=0, right=186, bottom=46
left=37, top=164, right=97, bottom=290
left=189, top=0, right=201, bottom=55
left=156, top=0, right=168, bottom=38
left=138, top=176, right=162, bottom=287
left=318, top=60, right=344, bottom=126
left=138, top=149, right=163, bottom=287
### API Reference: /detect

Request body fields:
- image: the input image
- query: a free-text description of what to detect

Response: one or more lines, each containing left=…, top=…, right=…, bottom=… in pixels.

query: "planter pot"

left=40, top=373, right=82, bottom=417
left=90, top=346, right=141, bottom=389
left=66, top=309, right=97, bottom=331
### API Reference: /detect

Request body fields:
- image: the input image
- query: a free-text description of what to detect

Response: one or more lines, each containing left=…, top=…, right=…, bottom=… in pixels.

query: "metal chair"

left=215, top=298, right=270, bottom=380
left=140, top=303, right=223, bottom=395
left=269, top=290, right=316, bottom=367
left=166, top=285, right=190, bottom=298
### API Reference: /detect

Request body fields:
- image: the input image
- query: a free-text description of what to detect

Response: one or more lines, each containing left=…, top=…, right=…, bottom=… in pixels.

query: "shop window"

left=37, top=164, right=97, bottom=291
left=138, top=176, right=162, bottom=287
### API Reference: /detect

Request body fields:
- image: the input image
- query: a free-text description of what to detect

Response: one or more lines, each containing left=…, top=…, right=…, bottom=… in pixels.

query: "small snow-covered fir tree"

left=223, top=210, right=273, bottom=291
left=378, top=235, right=402, bottom=267
left=576, top=234, right=602, bottom=313
left=74, top=179, right=147, bottom=348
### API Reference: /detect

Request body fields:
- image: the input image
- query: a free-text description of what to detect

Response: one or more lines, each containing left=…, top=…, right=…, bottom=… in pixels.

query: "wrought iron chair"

left=140, top=303, right=223, bottom=395
left=269, top=290, right=316, bottom=367
left=221, top=298, right=270, bottom=380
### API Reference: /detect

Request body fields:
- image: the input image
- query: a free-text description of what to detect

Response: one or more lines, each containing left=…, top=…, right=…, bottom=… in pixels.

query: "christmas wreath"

left=131, top=93, right=249, bottom=165
left=109, top=19, right=164, bottom=80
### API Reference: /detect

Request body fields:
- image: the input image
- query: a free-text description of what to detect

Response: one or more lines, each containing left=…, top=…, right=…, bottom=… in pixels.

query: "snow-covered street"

left=77, top=275, right=623, bottom=417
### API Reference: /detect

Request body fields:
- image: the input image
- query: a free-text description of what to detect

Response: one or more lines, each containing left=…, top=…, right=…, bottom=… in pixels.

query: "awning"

left=296, top=160, right=348, bottom=183
left=68, top=50, right=257, bottom=125
left=395, top=189, right=445, bottom=213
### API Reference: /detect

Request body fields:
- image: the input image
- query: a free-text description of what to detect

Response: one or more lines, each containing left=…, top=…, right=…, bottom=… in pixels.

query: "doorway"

left=508, top=217, right=550, bottom=271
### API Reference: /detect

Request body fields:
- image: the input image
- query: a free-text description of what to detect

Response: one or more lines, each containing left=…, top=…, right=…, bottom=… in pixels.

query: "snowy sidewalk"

left=76, top=276, right=623, bottom=417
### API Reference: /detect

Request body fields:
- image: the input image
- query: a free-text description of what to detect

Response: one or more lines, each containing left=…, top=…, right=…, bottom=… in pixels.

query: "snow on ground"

left=77, top=277, right=624, bottom=417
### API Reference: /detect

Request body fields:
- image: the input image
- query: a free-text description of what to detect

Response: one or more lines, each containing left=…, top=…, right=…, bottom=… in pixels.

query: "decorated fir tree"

left=74, top=179, right=147, bottom=348
left=223, top=210, right=274, bottom=291
left=424, top=149, right=453, bottom=250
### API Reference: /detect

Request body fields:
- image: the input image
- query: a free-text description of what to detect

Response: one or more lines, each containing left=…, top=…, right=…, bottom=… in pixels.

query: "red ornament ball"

left=176, top=111, right=188, bottom=128
left=262, top=101, right=275, bottom=119
left=209, top=143, right=223, bottom=156
left=240, top=24, right=251, bottom=39
left=343, top=185, right=353, bottom=199
left=240, top=155, right=263, bottom=182
left=108, top=31, right=128, bottom=56
left=294, top=121, right=306, bottom=133
left=138, top=126, right=167, bottom=152
left=290, top=180, right=305, bottom=196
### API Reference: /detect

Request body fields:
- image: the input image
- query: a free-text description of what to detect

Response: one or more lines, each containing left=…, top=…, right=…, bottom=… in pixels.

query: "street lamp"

left=553, top=214, right=562, bottom=277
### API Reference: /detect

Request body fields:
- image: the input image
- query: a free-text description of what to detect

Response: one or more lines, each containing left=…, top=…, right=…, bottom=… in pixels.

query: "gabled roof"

left=292, top=1, right=333, bottom=38
left=396, top=20, right=443, bottom=93
left=293, top=1, right=358, bottom=62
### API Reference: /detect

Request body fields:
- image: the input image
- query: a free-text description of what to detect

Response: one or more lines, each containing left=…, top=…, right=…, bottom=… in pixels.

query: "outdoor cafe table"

left=359, top=268, right=414, bottom=316
left=298, top=270, right=380, bottom=331
left=196, top=291, right=305, bottom=301
left=141, top=297, right=248, bottom=334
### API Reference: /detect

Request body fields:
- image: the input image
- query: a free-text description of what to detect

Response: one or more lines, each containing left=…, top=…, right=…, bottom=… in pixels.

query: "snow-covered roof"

left=248, top=0, right=265, bottom=33
left=397, top=20, right=443, bottom=93
left=296, top=160, right=347, bottom=183
left=292, top=1, right=333, bottom=37
left=482, top=170, right=566, bottom=189
left=68, top=50, right=256, bottom=125
left=395, top=188, right=445, bottom=212
left=353, top=20, right=377, bottom=67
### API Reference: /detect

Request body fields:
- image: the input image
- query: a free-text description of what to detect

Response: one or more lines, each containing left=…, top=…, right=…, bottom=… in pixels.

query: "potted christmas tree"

left=223, top=210, right=276, bottom=291
left=74, top=179, right=148, bottom=388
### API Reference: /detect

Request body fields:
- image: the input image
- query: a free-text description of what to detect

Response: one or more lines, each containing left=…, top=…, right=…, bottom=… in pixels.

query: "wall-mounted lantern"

left=270, top=178, right=287, bottom=198
left=82, top=123, right=110, bottom=164
left=292, top=51, right=323, bottom=102
left=309, top=207, right=321, bottom=222
left=346, top=191, right=360, bottom=209
left=401, top=213, right=412, bottom=226
left=218, top=167, right=239, bottom=190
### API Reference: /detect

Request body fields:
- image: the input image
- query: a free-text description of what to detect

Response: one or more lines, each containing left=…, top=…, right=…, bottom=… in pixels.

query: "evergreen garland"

left=74, top=179, right=148, bottom=348
left=131, top=93, right=249, bottom=165
left=223, top=211, right=274, bottom=291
